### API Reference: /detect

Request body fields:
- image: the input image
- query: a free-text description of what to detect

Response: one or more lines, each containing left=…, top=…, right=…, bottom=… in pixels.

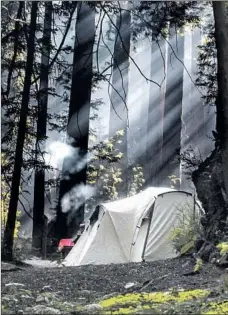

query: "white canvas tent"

left=63, top=187, right=202, bottom=266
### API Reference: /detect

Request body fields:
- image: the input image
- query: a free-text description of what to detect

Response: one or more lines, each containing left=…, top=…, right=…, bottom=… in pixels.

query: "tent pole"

left=141, top=198, right=156, bottom=262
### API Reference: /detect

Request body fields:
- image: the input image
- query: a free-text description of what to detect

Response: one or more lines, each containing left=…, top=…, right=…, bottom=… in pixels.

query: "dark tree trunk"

left=213, top=2, right=228, bottom=197
left=192, top=149, right=227, bottom=242
left=192, top=2, right=228, bottom=259
left=2, top=2, right=38, bottom=262
left=32, top=2, right=52, bottom=252
left=137, top=86, right=148, bottom=169
left=55, top=3, right=95, bottom=240
left=146, top=37, right=167, bottom=187
left=190, top=27, right=205, bottom=153
left=4, top=2, right=24, bottom=97
left=180, top=27, right=204, bottom=191
left=162, top=28, right=184, bottom=188
left=109, top=5, right=131, bottom=197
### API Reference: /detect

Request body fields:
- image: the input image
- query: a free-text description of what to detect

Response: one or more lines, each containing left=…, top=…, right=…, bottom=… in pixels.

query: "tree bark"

left=192, top=148, right=227, bottom=242
left=109, top=4, right=131, bottom=197
left=2, top=2, right=38, bottom=261
left=55, top=3, right=95, bottom=240
left=213, top=2, right=228, bottom=197
left=32, top=2, right=52, bottom=252
left=190, top=27, right=205, bottom=154
left=162, top=28, right=185, bottom=188
left=192, top=3, right=228, bottom=256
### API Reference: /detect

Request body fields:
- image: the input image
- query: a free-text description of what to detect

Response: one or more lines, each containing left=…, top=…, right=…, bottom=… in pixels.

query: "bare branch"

left=31, top=2, right=77, bottom=85
left=100, top=3, right=161, bottom=88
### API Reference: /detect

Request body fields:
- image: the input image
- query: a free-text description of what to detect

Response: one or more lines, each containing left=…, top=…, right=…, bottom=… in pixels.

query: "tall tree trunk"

left=192, top=3, right=228, bottom=258
left=2, top=2, right=38, bottom=261
left=55, top=3, right=95, bottom=240
left=190, top=27, right=205, bottom=153
left=146, top=37, right=167, bottom=187
left=180, top=28, right=192, bottom=191
left=162, top=28, right=185, bottom=188
left=4, top=1, right=24, bottom=97
left=180, top=27, right=204, bottom=191
left=109, top=4, right=131, bottom=197
left=213, top=2, right=228, bottom=197
left=32, top=2, right=52, bottom=252
left=134, top=38, right=151, bottom=185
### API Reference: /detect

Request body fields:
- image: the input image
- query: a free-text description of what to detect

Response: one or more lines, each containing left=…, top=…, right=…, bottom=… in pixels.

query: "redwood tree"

left=32, top=1, right=53, bottom=251
left=213, top=2, right=228, bottom=197
left=146, top=37, right=167, bottom=187
left=192, top=2, right=228, bottom=256
left=162, top=28, right=185, bottom=188
left=3, top=1, right=24, bottom=97
left=55, top=2, right=95, bottom=239
left=2, top=1, right=38, bottom=261
left=109, top=3, right=131, bottom=197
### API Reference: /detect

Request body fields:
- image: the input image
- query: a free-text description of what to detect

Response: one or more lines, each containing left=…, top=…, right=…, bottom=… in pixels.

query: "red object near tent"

left=58, top=238, right=74, bottom=251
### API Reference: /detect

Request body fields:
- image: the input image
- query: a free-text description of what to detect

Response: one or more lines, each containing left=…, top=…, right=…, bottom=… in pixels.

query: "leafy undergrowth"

left=2, top=286, right=228, bottom=314
left=1, top=287, right=81, bottom=314
left=98, top=289, right=228, bottom=314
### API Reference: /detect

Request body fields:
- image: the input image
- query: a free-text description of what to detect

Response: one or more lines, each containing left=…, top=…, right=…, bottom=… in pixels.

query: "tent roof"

left=94, top=187, right=183, bottom=260
left=99, top=187, right=176, bottom=214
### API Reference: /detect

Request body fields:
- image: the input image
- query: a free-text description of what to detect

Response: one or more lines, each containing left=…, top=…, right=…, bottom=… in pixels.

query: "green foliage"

left=131, top=1, right=201, bottom=42
left=196, top=6, right=217, bottom=107
left=194, top=258, right=203, bottom=272
left=87, top=131, right=125, bottom=207
left=169, top=204, right=202, bottom=255
left=1, top=154, right=21, bottom=239
left=216, top=242, right=228, bottom=265
left=203, top=301, right=228, bottom=315
left=87, top=130, right=145, bottom=210
left=216, top=242, right=228, bottom=255
left=168, top=174, right=180, bottom=189
left=129, top=166, right=145, bottom=196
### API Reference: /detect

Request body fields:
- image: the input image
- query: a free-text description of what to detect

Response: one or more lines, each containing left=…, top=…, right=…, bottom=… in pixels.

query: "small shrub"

left=169, top=203, right=203, bottom=255
left=216, top=242, right=228, bottom=255
left=168, top=174, right=180, bottom=189
left=87, top=130, right=126, bottom=210
left=194, top=258, right=203, bottom=272
left=128, top=165, right=145, bottom=196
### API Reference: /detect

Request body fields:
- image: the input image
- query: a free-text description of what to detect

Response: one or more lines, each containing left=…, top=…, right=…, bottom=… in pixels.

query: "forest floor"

left=1, top=256, right=228, bottom=314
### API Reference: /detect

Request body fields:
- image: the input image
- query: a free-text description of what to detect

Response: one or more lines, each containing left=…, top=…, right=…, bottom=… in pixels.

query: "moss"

left=203, top=301, right=228, bottom=314
left=101, top=304, right=157, bottom=315
left=111, top=307, right=135, bottom=314
left=100, top=289, right=209, bottom=309
left=99, top=289, right=210, bottom=314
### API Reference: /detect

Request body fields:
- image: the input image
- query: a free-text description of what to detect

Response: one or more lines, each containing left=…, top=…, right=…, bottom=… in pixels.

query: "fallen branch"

left=139, top=273, right=172, bottom=292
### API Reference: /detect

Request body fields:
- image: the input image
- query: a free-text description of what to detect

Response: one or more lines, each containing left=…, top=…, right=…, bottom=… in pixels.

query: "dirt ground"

left=1, top=256, right=227, bottom=314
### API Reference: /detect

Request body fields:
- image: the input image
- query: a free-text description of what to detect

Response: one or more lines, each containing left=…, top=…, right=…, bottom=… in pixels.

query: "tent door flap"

left=141, top=199, right=156, bottom=261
